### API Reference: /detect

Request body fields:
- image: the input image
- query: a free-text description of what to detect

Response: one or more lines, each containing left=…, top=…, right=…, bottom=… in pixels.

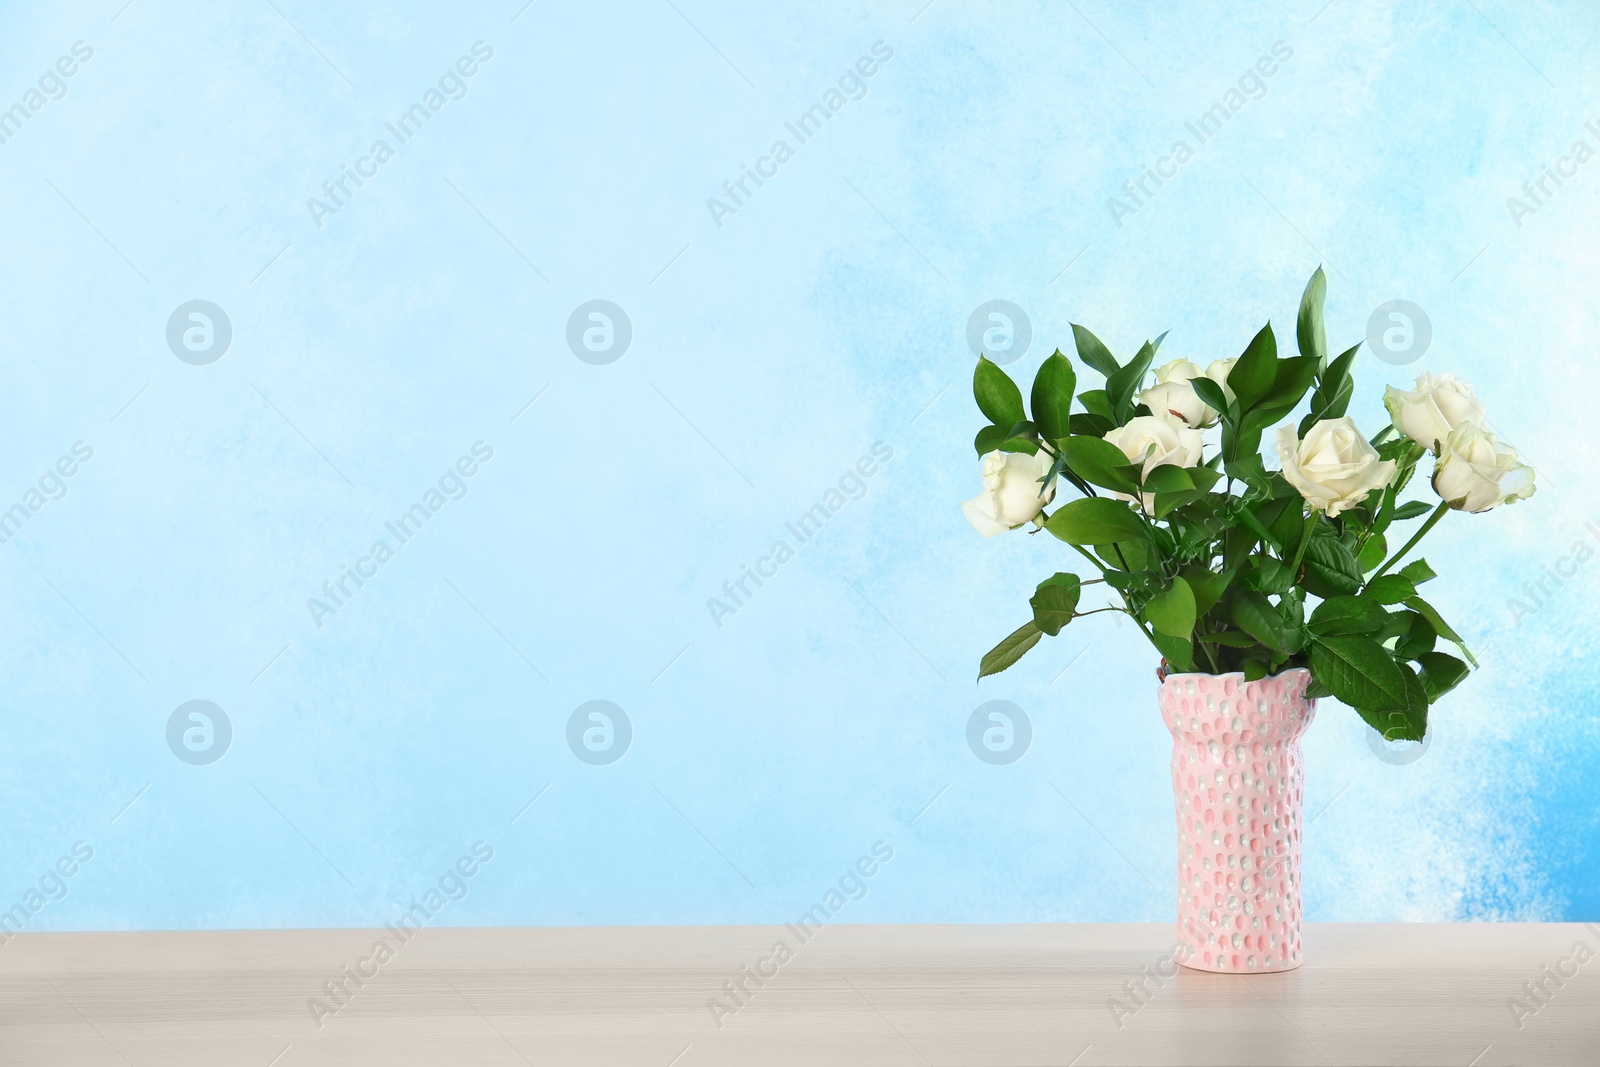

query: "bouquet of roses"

left=962, top=268, right=1534, bottom=741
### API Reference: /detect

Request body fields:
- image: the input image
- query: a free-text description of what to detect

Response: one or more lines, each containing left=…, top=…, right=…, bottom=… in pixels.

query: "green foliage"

left=1310, top=635, right=1407, bottom=718
left=1308, top=596, right=1388, bottom=636
left=1046, top=498, right=1147, bottom=545
left=1296, top=266, right=1327, bottom=366
left=1190, top=376, right=1229, bottom=417
left=1228, top=588, right=1288, bottom=654
left=1227, top=324, right=1278, bottom=411
left=1393, top=612, right=1436, bottom=660
left=966, top=268, right=1486, bottom=751
left=1107, top=339, right=1157, bottom=421
left=1364, top=574, right=1416, bottom=604
left=1071, top=324, right=1119, bottom=379
left=1300, top=534, right=1361, bottom=597
left=1400, top=558, right=1437, bottom=585
left=973, top=356, right=1024, bottom=428
left=1416, top=651, right=1470, bottom=700
left=1030, top=352, right=1076, bottom=445
left=978, top=622, right=1042, bottom=679
left=1030, top=574, right=1082, bottom=636
left=1144, top=577, right=1196, bottom=638
left=1060, top=436, right=1139, bottom=494
left=1299, top=343, right=1357, bottom=435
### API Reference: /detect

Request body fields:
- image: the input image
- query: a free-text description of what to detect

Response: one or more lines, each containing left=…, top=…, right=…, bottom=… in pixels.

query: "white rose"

left=1155, top=358, right=1205, bottom=384
left=1383, top=373, right=1485, bottom=452
left=1103, top=415, right=1205, bottom=510
left=1432, top=423, right=1536, bottom=512
left=1139, top=359, right=1217, bottom=428
left=1276, top=417, right=1396, bottom=517
left=962, top=449, right=1057, bottom=537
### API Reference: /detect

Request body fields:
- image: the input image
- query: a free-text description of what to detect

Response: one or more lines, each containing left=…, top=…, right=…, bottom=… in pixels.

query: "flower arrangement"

left=962, top=268, right=1534, bottom=741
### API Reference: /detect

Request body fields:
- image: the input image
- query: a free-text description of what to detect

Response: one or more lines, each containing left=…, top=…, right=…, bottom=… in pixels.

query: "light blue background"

left=1, top=0, right=1594, bottom=933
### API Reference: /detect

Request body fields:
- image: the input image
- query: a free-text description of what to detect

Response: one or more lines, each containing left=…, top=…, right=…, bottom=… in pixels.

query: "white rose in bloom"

left=1383, top=373, right=1485, bottom=452
left=1276, top=417, right=1396, bottom=517
left=1154, top=358, right=1205, bottom=383
left=1432, top=423, right=1536, bottom=512
left=1103, top=415, right=1205, bottom=510
left=1139, top=358, right=1218, bottom=428
left=962, top=449, right=1057, bottom=537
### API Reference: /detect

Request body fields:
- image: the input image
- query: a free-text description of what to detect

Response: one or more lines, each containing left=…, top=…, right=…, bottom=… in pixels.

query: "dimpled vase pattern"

left=1159, top=668, right=1316, bottom=973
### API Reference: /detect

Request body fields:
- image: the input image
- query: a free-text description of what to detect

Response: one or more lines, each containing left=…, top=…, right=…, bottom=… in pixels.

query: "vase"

left=1158, top=668, right=1316, bottom=973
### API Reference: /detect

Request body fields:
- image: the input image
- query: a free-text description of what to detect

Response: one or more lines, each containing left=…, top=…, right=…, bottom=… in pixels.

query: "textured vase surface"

left=1158, top=668, right=1316, bottom=973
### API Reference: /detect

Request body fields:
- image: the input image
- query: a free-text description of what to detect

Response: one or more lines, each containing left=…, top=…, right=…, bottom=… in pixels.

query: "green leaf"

left=1199, top=630, right=1259, bottom=647
left=1151, top=491, right=1198, bottom=521
left=1101, top=569, right=1142, bottom=591
left=1251, top=495, right=1302, bottom=551
left=1391, top=500, right=1433, bottom=522
left=1139, top=466, right=1189, bottom=496
left=1242, top=658, right=1269, bottom=681
left=1280, top=593, right=1307, bottom=654
left=1227, top=323, right=1278, bottom=411
left=1241, top=356, right=1320, bottom=434
left=1403, top=596, right=1476, bottom=667
left=1393, top=612, right=1436, bottom=660
left=1041, top=451, right=1079, bottom=498
left=1145, top=576, right=1197, bottom=639
left=998, top=419, right=1040, bottom=454
left=978, top=621, right=1043, bottom=680
left=1359, top=663, right=1428, bottom=741
left=1077, top=389, right=1113, bottom=420
left=1069, top=412, right=1115, bottom=438
left=1060, top=435, right=1139, bottom=494
left=1309, top=596, right=1389, bottom=636
left=1046, top=498, right=1147, bottom=545
left=1227, top=423, right=1265, bottom=468
left=1190, top=376, right=1231, bottom=421
left=1309, top=634, right=1408, bottom=712
left=1228, top=589, right=1286, bottom=654
left=1229, top=501, right=1284, bottom=553
left=1242, top=557, right=1293, bottom=595
left=1364, top=574, right=1416, bottom=605
left=1107, top=339, right=1157, bottom=420
left=974, top=425, right=1006, bottom=455
left=1148, top=466, right=1220, bottom=519
left=1181, top=568, right=1231, bottom=616
left=1416, top=651, right=1470, bottom=701
left=1356, top=533, right=1388, bottom=574
left=1301, top=535, right=1362, bottom=597
left=1071, top=324, right=1120, bottom=380
left=1374, top=608, right=1413, bottom=643
left=1098, top=538, right=1150, bottom=572
left=1399, top=559, right=1437, bottom=585
left=973, top=356, right=1025, bottom=429
left=1030, top=352, right=1076, bottom=445
left=1222, top=454, right=1273, bottom=499
left=1296, top=266, right=1327, bottom=366
left=1150, top=630, right=1195, bottom=673
left=1299, top=343, right=1358, bottom=435
left=1030, top=573, right=1082, bottom=637
left=1370, top=485, right=1399, bottom=535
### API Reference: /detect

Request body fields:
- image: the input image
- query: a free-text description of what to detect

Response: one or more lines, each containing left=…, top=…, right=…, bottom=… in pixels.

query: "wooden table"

left=2, top=924, right=1596, bottom=1065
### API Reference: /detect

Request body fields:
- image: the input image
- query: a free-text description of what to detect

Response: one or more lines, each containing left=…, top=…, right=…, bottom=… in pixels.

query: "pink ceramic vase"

left=1158, top=668, right=1316, bottom=973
